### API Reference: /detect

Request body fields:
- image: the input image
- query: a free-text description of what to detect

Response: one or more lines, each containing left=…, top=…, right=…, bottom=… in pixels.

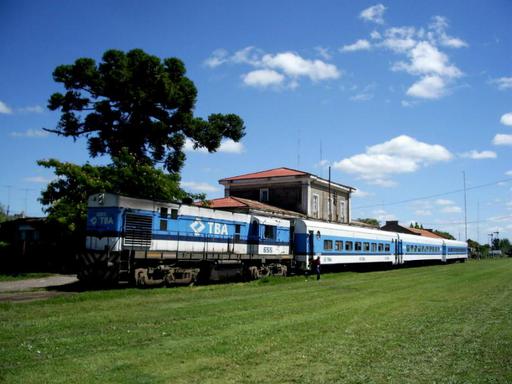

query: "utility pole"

left=2, top=185, right=12, bottom=216
left=476, top=200, right=480, bottom=244
left=328, top=166, right=332, bottom=222
left=463, top=171, right=468, bottom=242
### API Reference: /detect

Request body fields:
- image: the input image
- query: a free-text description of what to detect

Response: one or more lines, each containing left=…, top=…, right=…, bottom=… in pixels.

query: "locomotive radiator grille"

left=124, top=213, right=152, bottom=249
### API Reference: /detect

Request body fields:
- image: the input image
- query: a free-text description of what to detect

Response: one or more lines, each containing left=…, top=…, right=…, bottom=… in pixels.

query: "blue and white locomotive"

left=81, top=193, right=468, bottom=286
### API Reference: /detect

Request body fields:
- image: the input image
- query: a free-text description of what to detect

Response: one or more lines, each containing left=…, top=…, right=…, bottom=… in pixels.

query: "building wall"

left=308, top=183, right=349, bottom=223
left=228, top=183, right=303, bottom=213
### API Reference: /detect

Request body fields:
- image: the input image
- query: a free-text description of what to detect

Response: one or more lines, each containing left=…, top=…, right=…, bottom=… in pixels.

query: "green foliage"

left=0, top=204, right=10, bottom=223
left=47, top=49, right=245, bottom=173
left=432, top=229, right=455, bottom=240
left=356, top=218, right=380, bottom=227
left=38, top=151, right=203, bottom=232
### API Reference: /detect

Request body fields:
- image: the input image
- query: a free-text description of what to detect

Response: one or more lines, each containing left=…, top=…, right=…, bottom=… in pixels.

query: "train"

left=79, top=193, right=468, bottom=286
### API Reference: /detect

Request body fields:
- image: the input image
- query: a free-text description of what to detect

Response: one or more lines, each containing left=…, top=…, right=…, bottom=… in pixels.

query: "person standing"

left=313, top=256, right=321, bottom=280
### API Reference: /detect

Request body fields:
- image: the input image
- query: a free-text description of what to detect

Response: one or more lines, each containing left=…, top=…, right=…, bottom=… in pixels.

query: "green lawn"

left=1, top=259, right=511, bottom=383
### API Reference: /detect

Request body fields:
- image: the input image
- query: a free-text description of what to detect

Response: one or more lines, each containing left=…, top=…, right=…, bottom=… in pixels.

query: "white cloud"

left=392, top=42, right=462, bottom=79
left=181, top=181, right=220, bottom=194
left=370, top=30, right=382, bottom=40
left=493, top=134, right=512, bottom=146
left=352, top=189, right=372, bottom=198
left=372, top=209, right=396, bottom=222
left=491, top=77, right=512, bottom=90
left=435, top=199, right=454, bottom=206
left=203, top=49, right=229, bottom=68
left=242, top=69, right=285, bottom=88
left=261, top=52, right=340, bottom=81
left=459, top=150, right=497, bottom=159
left=406, top=75, right=446, bottom=99
left=505, top=170, right=512, bottom=177
left=360, top=4, right=387, bottom=24
left=18, top=105, right=44, bottom=114
left=341, top=39, right=371, bottom=52
left=10, top=129, right=49, bottom=138
left=23, top=176, right=53, bottom=183
left=333, top=135, right=452, bottom=187
left=350, top=84, right=376, bottom=101
left=441, top=205, right=462, bottom=213
left=206, top=47, right=340, bottom=89
left=415, top=209, right=432, bottom=216
left=315, top=46, right=332, bottom=60
left=381, top=27, right=417, bottom=53
left=184, top=138, right=245, bottom=154
left=500, top=112, right=512, bottom=126
left=0, top=101, right=13, bottom=114
left=428, top=16, right=468, bottom=48
left=218, top=139, right=244, bottom=154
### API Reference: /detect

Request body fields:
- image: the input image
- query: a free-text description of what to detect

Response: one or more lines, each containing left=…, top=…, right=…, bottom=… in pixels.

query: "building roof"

left=200, top=196, right=305, bottom=217
left=219, top=167, right=307, bottom=181
left=407, top=227, right=446, bottom=239
left=219, top=167, right=355, bottom=191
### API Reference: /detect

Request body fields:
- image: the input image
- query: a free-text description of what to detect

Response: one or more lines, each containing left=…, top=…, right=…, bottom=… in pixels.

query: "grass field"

left=1, top=259, right=511, bottom=383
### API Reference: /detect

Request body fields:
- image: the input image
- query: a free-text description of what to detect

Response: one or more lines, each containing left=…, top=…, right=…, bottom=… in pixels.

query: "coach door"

left=441, top=242, right=447, bottom=263
left=308, top=230, right=315, bottom=257
left=248, top=219, right=259, bottom=255
left=394, top=238, right=403, bottom=265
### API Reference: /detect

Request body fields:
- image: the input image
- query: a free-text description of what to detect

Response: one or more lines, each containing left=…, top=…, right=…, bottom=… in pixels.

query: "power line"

left=417, top=214, right=512, bottom=227
left=353, top=177, right=512, bottom=210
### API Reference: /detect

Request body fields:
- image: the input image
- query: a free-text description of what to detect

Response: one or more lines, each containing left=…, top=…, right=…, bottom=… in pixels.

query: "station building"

left=208, top=167, right=355, bottom=224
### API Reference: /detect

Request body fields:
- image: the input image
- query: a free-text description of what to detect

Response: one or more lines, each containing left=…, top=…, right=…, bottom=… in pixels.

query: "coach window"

left=363, top=242, right=370, bottom=252
left=170, top=209, right=178, bottom=219
left=355, top=242, right=362, bottom=251
left=160, top=207, right=168, bottom=218
left=335, top=240, right=343, bottom=251
left=371, top=243, right=376, bottom=252
left=384, top=244, right=390, bottom=252
left=324, top=240, right=333, bottom=250
left=378, top=243, right=383, bottom=252
left=264, top=225, right=276, bottom=240
left=345, top=241, right=353, bottom=251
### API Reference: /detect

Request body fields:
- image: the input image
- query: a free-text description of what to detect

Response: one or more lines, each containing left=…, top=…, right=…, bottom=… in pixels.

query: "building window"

left=264, top=225, right=276, bottom=240
left=335, top=240, right=343, bottom=251
left=312, top=194, right=319, bottom=218
left=339, top=200, right=346, bottom=222
left=259, top=188, right=269, bottom=202
left=326, top=197, right=333, bottom=220
left=324, top=240, right=333, bottom=250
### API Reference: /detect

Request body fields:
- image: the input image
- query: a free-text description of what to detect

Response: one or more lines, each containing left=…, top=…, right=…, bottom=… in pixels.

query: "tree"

left=0, top=204, right=8, bottom=223
left=356, top=218, right=380, bottom=228
left=38, top=150, right=201, bottom=233
left=46, top=49, right=245, bottom=173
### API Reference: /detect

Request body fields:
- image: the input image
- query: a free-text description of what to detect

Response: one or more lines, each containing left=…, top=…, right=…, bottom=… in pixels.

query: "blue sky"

left=1, top=0, right=511, bottom=243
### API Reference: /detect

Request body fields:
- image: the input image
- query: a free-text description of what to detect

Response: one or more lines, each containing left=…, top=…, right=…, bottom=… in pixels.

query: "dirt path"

left=0, top=275, right=79, bottom=302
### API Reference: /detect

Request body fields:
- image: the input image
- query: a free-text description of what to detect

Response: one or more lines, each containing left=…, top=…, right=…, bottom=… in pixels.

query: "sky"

left=0, top=0, right=511, bottom=244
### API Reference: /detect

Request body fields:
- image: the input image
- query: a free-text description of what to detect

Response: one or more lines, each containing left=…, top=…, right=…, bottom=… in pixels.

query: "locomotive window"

left=335, top=240, right=343, bottom=251
left=371, top=243, right=376, bottom=252
left=324, top=240, right=333, bottom=250
left=363, top=242, right=370, bottom=251
left=355, top=242, right=362, bottom=251
left=264, top=225, right=276, bottom=240
left=160, top=207, right=168, bottom=218
left=378, top=243, right=383, bottom=252
left=170, top=209, right=178, bottom=219
left=345, top=241, right=353, bottom=251
left=384, top=244, right=390, bottom=252
left=160, top=219, right=167, bottom=231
